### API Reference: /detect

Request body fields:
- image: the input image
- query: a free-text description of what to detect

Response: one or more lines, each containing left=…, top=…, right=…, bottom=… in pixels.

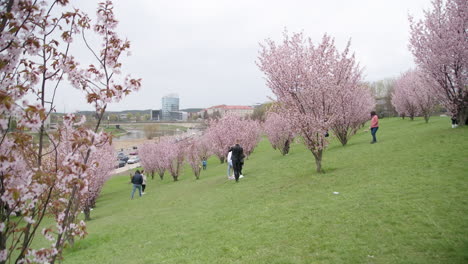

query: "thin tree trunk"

left=282, top=139, right=290, bottom=155
left=312, top=150, right=323, bottom=173
left=84, top=206, right=91, bottom=221
left=459, top=110, right=468, bottom=126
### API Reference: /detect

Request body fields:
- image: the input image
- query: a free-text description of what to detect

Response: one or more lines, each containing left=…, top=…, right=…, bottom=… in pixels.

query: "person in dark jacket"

left=131, top=170, right=143, bottom=199
left=231, top=143, right=244, bottom=182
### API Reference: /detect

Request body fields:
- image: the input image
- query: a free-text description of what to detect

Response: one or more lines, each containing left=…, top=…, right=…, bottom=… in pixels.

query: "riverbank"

left=112, top=137, right=153, bottom=151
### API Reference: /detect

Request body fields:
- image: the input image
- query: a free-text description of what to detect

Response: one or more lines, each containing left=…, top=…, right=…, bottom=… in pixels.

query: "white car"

left=127, top=156, right=140, bottom=164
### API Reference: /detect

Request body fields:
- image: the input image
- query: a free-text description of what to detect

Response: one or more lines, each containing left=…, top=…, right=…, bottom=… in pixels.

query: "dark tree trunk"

left=312, top=150, right=323, bottom=173
left=84, top=206, right=91, bottom=221
left=282, top=139, right=290, bottom=155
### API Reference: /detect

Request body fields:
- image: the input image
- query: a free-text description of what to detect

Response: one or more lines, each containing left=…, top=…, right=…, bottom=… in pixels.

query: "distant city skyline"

left=47, top=0, right=433, bottom=112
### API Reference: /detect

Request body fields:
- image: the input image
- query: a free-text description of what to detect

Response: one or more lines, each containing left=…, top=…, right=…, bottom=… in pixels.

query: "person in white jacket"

left=226, top=147, right=233, bottom=179
left=141, top=170, right=147, bottom=194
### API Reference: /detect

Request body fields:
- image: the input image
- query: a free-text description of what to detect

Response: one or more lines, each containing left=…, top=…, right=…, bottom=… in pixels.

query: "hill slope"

left=63, top=116, right=468, bottom=264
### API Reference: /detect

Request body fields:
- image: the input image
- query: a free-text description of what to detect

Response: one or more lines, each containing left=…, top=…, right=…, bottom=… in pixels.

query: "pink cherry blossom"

left=0, top=1, right=140, bottom=263
left=392, top=69, right=437, bottom=122
left=258, top=31, right=364, bottom=172
left=264, top=111, right=295, bottom=155
left=409, top=0, right=468, bottom=124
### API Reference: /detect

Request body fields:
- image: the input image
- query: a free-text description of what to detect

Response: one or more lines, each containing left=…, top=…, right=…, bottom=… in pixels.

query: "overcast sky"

left=58, top=0, right=432, bottom=112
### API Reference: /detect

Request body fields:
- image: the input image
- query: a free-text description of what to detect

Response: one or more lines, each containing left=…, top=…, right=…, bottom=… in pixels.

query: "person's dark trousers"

left=232, top=160, right=242, bottom=182
left=371, top=127, right=379, bottom=142
left=142, top=184, right=146, bottom=192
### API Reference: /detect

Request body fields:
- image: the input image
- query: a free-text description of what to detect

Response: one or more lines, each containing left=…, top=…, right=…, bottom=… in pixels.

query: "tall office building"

left=161, top=94, right=179, bottom=120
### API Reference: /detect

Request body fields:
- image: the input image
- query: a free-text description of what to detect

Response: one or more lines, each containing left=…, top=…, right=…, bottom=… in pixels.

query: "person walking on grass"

left=227, top=147, right=233, bottom=179
left=141, top=170, right=147, bottom=195
left=231, top=143, right=244, bottom=182
left=131, top=170, right=143, bottom=199
left=369, top=111, right=379, bottom=144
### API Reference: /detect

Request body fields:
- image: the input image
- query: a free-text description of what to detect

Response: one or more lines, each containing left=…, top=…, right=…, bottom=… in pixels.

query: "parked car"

left=127, top=156, right=140, bottom=164
left=115, top=158, right=126, bottom=168
left=117, top=153, right=129, bottom=162
left=129, top=151, right=138, bottom=155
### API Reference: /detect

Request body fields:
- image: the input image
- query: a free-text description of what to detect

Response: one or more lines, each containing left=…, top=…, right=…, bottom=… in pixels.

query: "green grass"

left=102, top=126, right=128, bottom=137
left=62, top=116, right=467, bottom=264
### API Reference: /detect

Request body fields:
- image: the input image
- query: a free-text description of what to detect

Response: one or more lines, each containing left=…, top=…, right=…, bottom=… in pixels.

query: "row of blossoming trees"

left=139, top=31, right=376, bottom=182
left=257, top=32, right=375, bottom=172
left=140, top=115, right=263, bottom=181
left=0, top=1, right=140, bottom=263
left=392, top=0, right=467, bottom=124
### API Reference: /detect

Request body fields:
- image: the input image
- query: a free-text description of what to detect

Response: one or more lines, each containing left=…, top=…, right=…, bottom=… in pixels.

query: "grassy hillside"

left=62, top=116, right=468, bottom=264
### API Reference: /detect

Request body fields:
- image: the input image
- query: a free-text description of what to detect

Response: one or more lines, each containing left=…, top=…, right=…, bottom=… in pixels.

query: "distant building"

left=162, top=94, right=179, bottom=120
left=169, top=111, right=188, bottom=121
left=151, top=110, right=162, bottom=121
left=203, top=105, right=254, bottom=118
left=150, top=94, right=188, bottom=121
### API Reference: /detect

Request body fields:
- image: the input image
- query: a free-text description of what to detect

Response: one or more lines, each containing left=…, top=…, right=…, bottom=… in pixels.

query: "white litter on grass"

left=367, top=255, right=375, bottom=258
left=333, top=192, right=339, bottom=195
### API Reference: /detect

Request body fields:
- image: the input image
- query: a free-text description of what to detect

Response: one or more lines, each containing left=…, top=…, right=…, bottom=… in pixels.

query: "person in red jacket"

left=369, top=111, right=379, bottom=144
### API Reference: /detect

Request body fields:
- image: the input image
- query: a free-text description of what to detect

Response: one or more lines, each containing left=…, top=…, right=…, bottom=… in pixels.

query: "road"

left=112, top=162, right=141, bottom=175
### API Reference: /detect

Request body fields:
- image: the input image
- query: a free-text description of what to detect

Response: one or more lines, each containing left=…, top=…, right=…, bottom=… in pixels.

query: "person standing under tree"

left=231, top=143, right=244, bottom=182
left=369, top=111, right=379, bottom=144
left=131, top=170, right=143, bottom=199
left=202, top=157, right=207, bottom=170
left=451, top=114, right=458, bottom=128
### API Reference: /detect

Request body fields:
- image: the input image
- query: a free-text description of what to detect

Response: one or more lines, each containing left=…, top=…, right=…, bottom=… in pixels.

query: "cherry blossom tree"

left=186, top=138, right=204, bottom=180
left=204, top=115, right=239, bottom=163
left=258, top=31, right=363, bottom=172
left=238, top=118, right=262, bottom=158
left=0, top=1, right=140, bottom=263
left=264, top=111, right=295, bottom=155
left=392, top=74, right=420, bottom=120
left=48, top=3, right=140, bottom=261
left=204, top=114, right=262, bottom=163
left=198, top=134, right=212, bottom=161
left=393, top=69, right=437, bottom=123
left=81, top=143, right=115, bottom=221
left=140, top=140, right=169, bottom=180
left=332, top=84, right=375, bottom=146
left=409, top=0, right=468, bottom=125
left=140, top=141, right=159, bottom=180
left=0, top=1, right=84, bottom=262
left=165, top=138, right=185, bottom=182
